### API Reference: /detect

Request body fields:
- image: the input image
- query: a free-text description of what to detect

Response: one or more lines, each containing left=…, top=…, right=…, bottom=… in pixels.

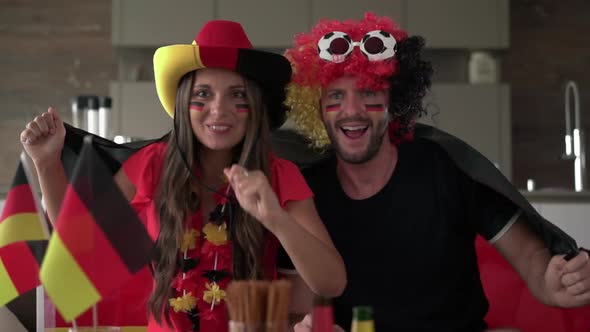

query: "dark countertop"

left=520, top=189, right=590, bottom=203
left=3, top=186, right=590, bottom=202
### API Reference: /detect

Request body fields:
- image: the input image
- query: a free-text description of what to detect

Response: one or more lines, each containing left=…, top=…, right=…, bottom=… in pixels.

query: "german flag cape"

left=270, top=124, right=580, bottom=256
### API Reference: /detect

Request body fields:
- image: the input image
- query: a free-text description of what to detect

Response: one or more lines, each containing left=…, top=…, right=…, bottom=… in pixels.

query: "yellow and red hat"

left=154, top=20, right=291, bottom=129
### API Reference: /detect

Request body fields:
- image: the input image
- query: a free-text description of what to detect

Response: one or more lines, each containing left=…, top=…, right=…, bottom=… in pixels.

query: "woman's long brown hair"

left=147, top=70, right=272, bottom=325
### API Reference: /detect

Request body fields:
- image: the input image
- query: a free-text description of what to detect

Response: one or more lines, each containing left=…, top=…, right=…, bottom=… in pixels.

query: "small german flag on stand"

left=0, top=153, right=49, bottom=307
left=0, top=241, right=47, bottom=307
left=40, top=136, right=154, bottom=322
left=0, top=153, right=49, bottom=248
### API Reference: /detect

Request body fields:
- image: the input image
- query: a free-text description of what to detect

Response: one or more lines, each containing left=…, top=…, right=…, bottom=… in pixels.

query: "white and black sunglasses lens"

left=318, top=31, right=353, bottom=63
left=317, top=30, right=397, bottom=63
left=360, top=30, right=397, bottom=61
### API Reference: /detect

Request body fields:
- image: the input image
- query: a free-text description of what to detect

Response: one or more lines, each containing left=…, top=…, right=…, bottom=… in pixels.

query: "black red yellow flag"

left=40, top=136, right=154, bottom=321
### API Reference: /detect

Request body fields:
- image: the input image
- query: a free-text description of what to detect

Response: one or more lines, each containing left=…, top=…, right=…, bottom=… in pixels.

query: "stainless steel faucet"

left=562, top=81, right=586, bottom=192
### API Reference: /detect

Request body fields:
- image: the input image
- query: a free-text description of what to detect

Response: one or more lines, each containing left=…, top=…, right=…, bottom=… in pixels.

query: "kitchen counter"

left=520, top=189, right=590, bottom=203
left=3, top=186, right=590, bottom=201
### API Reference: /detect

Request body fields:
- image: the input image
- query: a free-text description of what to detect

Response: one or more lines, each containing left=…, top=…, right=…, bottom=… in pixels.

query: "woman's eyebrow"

left=192, top=84, right=210, bottom=91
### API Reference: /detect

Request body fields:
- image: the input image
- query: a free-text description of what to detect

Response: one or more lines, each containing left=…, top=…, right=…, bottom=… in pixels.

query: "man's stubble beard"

left=323, top=114, right=391, bottom=164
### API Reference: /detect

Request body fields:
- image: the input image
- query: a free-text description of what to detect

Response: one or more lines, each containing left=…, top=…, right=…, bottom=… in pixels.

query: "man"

left=275, top=12, right=590, bottom=332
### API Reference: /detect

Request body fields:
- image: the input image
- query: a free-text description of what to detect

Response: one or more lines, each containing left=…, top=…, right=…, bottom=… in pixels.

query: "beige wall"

left=0, top=0, right=115, bottom=189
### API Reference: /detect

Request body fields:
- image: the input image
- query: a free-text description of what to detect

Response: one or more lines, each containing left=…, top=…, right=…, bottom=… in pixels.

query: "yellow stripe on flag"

left=0, top=257, right=19, bottom=306
left=40, top=233, right=101, bottom=321
left=0, top=213, right=45, bottom=247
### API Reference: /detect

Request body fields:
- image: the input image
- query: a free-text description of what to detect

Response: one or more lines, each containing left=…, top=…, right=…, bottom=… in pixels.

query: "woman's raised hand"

left=20, top=107, right=66, bottom=166
left=223, top=164, right=284, bottom=230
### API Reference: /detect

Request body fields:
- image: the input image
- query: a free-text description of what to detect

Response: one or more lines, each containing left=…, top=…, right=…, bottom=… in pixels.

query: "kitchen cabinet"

left=109, top=81, right=171, bottom=139
left=112, top=0, right=508, bottom=49
left=419, top=83, right=512, bottom=179
left=218, top=0, right=311, bottom=48
left=529, top=201, right=590, bottom=248
left=109, top=0, right=512, bottom=153
left=112, top=0, right=215, bottom=46
left=312, top=0, right=405, bottom=28
left=406, top=0, right=509, bottom=48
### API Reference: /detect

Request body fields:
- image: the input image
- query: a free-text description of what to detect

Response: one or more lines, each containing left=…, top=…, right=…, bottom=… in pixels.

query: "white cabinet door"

left=112, top=0, right=215, bottom=46
left=218, top=0, right=311, bottom=48
left=406, top=0, right=509, bottom=48
left=312, top=0, right=405, bottom=28
left=109, top=82, right=172, bottom=139
left=532, top=202, right=590, bottom=248
left=419, top=83, right=511, bottom=179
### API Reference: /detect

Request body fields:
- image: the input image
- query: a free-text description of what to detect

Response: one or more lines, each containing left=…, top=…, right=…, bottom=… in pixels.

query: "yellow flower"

left=181, top=228, right=200, bottom=252
left=202, top=222, right=228, bottom=246
left=203, top=282, right=226, bottom=305
left=169, top=292, right=197, bottom=313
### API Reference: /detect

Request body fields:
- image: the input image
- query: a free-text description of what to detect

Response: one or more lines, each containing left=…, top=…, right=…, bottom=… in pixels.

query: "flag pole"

left=35, top=286, right=45, bottom=332
left=92, top=304, right=98, bottom=329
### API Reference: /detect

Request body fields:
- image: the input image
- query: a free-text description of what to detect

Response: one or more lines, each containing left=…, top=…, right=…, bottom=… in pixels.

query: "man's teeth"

left=341, top=125, right=368, bottom=131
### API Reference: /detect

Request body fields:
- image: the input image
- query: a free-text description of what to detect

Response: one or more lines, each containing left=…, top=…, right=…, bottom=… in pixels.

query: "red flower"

left=201, top=241, right=232, bottom=262
left=171, top=270, right=200, bottom=293
left=200, top=307, right=218, bottom=321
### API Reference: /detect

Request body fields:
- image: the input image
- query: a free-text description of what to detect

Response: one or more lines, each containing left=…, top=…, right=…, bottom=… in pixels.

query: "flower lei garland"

left=169, top=184, right=234, bottom=331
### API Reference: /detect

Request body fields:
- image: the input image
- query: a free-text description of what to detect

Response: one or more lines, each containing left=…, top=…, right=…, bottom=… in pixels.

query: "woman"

left=20, top=20, right=346, bottom=332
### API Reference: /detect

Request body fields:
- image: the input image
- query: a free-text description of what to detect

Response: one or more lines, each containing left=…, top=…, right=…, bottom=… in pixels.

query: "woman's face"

left=188, top=68, right=250, bottom=152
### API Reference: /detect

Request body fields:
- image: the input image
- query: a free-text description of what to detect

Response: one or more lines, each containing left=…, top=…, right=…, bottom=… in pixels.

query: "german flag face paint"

left=189, top=101, right=205, bottom=112
left=365, top=104, right=385, bottom=112
left=325, top=104, right=342, bottom=112
left=235, top=104, right=250, bottom=113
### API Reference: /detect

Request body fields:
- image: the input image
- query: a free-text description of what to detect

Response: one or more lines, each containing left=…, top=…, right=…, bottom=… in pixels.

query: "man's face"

left=320, top=75, right=390, bottom=164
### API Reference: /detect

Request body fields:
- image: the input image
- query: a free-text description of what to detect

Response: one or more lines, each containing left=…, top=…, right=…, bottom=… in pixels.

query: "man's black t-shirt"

left=290, top=138, right=518, bottom=332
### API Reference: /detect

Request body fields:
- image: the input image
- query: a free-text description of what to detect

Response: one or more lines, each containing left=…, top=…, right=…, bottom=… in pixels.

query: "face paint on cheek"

left=365, top=104, right=385, bottom=112
left=189, top=101, right=205, bottom=112
left=325, top=104, right=342, bottom=112
left=235, top=104, right=250, bottom=113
